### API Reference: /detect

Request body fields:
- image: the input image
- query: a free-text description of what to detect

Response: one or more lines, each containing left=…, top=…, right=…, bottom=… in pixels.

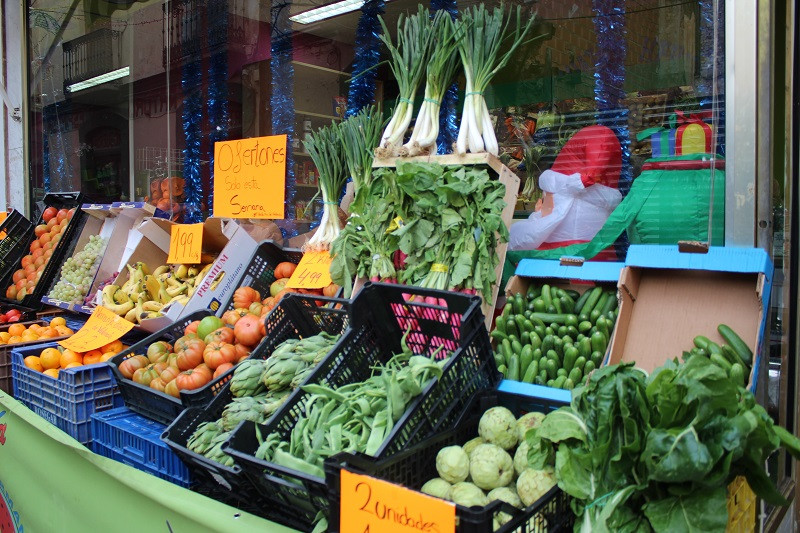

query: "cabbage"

left=516, top=467, right=556, bottom=507
left=469, top=443, right=514, bottom=490
left=478, top=406, right=518, bottom=450
left=450, top=482, right=488, bottom=508
left=436, top=445, right=470, bottom=483
left=421, top=478, right=452, bottom=500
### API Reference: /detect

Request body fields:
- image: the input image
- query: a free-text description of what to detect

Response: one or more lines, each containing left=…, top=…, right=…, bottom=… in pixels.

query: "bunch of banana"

left=100, top=260, right=214, bottom=323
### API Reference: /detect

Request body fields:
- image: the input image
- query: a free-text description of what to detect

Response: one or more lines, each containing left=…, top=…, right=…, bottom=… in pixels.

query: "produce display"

left=22, top=338, right=128, bottom=378
left=48, top=235, right=107, bottom=304
left=420, top=406, right=555, bottom=530
left=5, top=207, right=76, bottom=302
left=526, top=358, right=800, bottom=532
left=0, top=318, right=73, bottom=346
left=686, top=324, right=753, bottom=387
left=0, top=308, right=23, bottom=323
left=187, top=332, right=341, bottom=467
left=492, top=283, right=618, bottom=389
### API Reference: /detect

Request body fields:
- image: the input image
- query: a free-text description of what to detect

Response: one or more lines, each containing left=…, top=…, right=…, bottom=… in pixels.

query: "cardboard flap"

left=201, top=218, right=232, bottom=253
left=516, top=258, right=624, bottom=283
left=625, top=245, right=773, bottom=277
left=136, top=218, right=174, bottom=254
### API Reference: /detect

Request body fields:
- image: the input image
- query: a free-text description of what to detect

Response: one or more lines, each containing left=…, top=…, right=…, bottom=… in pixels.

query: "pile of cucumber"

left=491, top=283, right=618, bottom=390
left=688, top=324, right=753, bottom=387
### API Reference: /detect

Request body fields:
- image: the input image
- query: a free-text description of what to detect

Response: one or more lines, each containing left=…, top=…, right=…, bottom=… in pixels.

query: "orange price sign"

left=286, top=251, right=332, bottom=289
left=0, top=211, right=7, bottom=240
left=340, top=469, right=456, bottom=533
left=58, top=306, right=134, bottom=353
left=167, top=223, right=203, bottom=264
left=213, top=135, right=287, bottom=219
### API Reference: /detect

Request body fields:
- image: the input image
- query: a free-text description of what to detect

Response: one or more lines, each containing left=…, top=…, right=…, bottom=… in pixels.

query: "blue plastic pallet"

left=91, top=407, right=191, bottom=487
left=10, top=342, right=122, bottom=444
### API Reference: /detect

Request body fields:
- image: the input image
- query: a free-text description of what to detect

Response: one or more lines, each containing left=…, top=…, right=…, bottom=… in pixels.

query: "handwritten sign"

left=213, top=135, right=287, bottom=219
left=58, top=306, right=134, bottom=353
left=340, top=469, right=456, bottom=533
left=0, top=211, right=7, bottom=240
left=167, top=223, right=203, bottom=264
left=287, top=251, right=332, bottom=289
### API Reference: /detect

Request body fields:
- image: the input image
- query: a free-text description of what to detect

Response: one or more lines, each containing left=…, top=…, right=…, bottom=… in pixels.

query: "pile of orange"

left=0, top=317, right=74, bottom=346
left=23, top=338, right=128, bottom=379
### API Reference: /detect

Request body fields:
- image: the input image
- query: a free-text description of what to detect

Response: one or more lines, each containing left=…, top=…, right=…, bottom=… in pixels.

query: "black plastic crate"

left=0, top=209, right=35, bottom=282
left=326, top=389, right=573, bottom=533
left=0, top=192, right=86, bottom=310
left=224, top=283, right=500, bottom=530
left=161, top=293, right=350, bottom=520
left=217, top=240, right=303, bottom=315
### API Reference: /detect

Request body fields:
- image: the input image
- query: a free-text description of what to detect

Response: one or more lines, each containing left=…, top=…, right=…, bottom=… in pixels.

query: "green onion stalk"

left=337, top=106, right=385, bottom=215
left=456, top=5, right=534, bottom=155
left=304, top=121, right=347, bottom=251
left=403, top=12, right=463, bottom=156
left=376, top=6, right=436, bottom=158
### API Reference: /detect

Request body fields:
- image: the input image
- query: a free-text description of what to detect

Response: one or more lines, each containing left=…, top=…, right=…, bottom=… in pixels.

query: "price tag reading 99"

left=167, top=223, right=204, bottom=264
left=286, top=251, right=332, bottom=289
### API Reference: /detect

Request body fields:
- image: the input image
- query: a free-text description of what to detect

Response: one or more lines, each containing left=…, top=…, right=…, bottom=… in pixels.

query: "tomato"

left=184, top=320, right=200, bottom=336
left=196, top=316, right=225, bottom=341
left=175, top=368, right=211, bottom=391
left=67, top=208, right=76, bottom=220
left=175, top=338, right=205, bottom=370
left=164, top=379, right=180, bottom=398
left=203, top=341, right=237, bottom=370
left=274, top=262, right=297, bottom=279
left=174, top=334, right=202, bottom=354
left=149, top=377, right=167, bottom=392
left=42, top=206, right=57, bottom=223
left=160, top=365, right=180, bottom=383
left=152, top=361, right=169, bottom=374
left=6, top=309, right=20, bottom=318
left=234, top=343, right=250, bottom=363
left=56, top=209, right=68, bottom=223
left=194, top=364, right=213, bottom=380
left=213, top=362, right=234, bottom=380
left=132, top=364, right=161, bottom=386
left=248, top=301, right=263, bottom=316
left=222, top=308, right=249, bottom=327
left=146, top=340, right=172, bottom=364
left=12, top=270, right=25, bottom=284
left=323, top=283, right=340, bottom=298
left=234, top=314, right=262, bottom=347
left=233, top=286, right=261, bottom=310
left=118, top=355, right=150, bottom=379
left=34, top=224, right=48, bottom=237
left=270, top=279, right=288, bottom=297
left=204, top=326, right=235, bottom=345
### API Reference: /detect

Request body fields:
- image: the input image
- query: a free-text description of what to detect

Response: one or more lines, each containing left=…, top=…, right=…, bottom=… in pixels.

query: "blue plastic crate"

left=91, top=407, right=191, bottom=487
left=10, top=342, right=123, bottom=444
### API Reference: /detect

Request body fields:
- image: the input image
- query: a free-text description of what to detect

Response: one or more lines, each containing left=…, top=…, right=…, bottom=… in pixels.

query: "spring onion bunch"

left=456, top=5, right=534, bottom=155
left=376, top=6, right=437, bottom=157
left=337, top=106, right=385, bottom=214
left=403, top=13, right=463, bottom=156
left=304, top=121, right=347, bottom=251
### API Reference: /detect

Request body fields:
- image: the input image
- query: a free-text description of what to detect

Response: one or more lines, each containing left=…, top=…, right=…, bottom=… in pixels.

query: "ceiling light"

left=290, top=0, right=368, bottom=24
left=67, top=66, right=130, bottom=93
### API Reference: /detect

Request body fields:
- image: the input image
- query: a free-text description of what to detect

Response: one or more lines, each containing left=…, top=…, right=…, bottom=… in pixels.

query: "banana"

left=166, top=283, right=188, bottom=298
left=101, top=285, right=120, bottom=307
left=170, top=295, right=190, bottom=306
left=144, top=275, right=161, bottom=301
left=134, top=262, right=150, bottom=276
left=139, top=310, right=163, bottom=321
left=174, top=264, right=189, bottom=280
left=197, top=263, right=213, bottom=281
left=105, top=299, right=135, bottom=316
left=153, top=265, right=170, bottom=276
left=187, top=266, right=200, bottom=278
left=142, top=301, right=164, bottom=312
left=165, top=275, right=183, bottom=288
left=124, top=306, right=138, bottom=322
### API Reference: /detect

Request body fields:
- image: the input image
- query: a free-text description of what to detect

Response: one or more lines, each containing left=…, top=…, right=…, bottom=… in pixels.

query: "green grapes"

left=48, top=235, right=107, bottom=304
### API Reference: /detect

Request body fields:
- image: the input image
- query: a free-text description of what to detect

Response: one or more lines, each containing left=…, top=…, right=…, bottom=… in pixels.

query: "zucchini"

left=718, top=324, right=753, bottom=367
left=522, top=360, right=539, bottom=383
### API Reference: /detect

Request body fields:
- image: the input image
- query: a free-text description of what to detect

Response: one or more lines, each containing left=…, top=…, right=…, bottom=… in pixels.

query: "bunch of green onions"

left=304, top=122, right=347, bottom=251
left=376, top=6, right=437, bottom=157
left=456, top=5, right=534, bottom=155
left=337, top=106, right=385, bottom=213
left=402, top=12, right=462, bottom=156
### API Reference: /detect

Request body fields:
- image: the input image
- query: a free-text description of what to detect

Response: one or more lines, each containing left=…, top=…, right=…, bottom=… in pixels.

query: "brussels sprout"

left=513, top=440, right=530, bottom=477
left=516, top=412, right=546, bottom=442
left=462, top=436, right=485, bottom=457
left=479, top=407, right=518, bottom=450
left=451, top=482, right=488, bottom=508
left=421, top=478, right=452, bottom=500
left=469, top=443, right=514, bottom=490
left=516, top=467, right=556, bottom=507
left=436, top=445, right=470, bottom=484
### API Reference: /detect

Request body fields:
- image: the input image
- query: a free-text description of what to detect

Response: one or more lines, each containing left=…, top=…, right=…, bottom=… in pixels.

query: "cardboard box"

left=607, top=245, right=773, bottom=391
left=108, top=217, right=257, bottom=332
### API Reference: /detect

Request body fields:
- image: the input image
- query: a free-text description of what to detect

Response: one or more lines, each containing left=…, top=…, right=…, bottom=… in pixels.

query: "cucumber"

left=501, top=339, right=512, bottom=367
left=502, top=303, right=513, bottom=319
left=718, top=324, right=753, bottom=367
left=593, top=293, right=609, bottom=316
left=494, top=316, right=507, bottom=335
left=568, top=367, right=583, bottom=384
left=578, top=338, right=592, bottom=359
left=526, top=285, right=541, bottom=300
left=546, top=349, right=561, bottom=368
left=565, top=289, right=581, bottom=300
left=563, top=378, right=575, bottom=390
left=552, top=376, right=567, bottom=389
left=544, top=359, right=558, bottom=380
left=529, top=331, right=542, bottom=350
left=490, top=330, right=508, bottom=343
left=729, top=363, right=745, bottom=387
left=534, top=325, right=546, bottom=339
left=595, top=316, right=609, bottom=338
left=507, top=354, right=520, bottom=381
left=722, top=344, right=744, bottom=368
left=578, top=321, right=593, bottom=333
left=546, top=379, right=554, bottom=387
left=514, top=315, right=528, bottom=336
left=497, top=364, right=507, bottom=376
left=578, top=287, right=602, bottom=315
left=553, top=337, right=564, bottom=358
left=574, top=289, right=593, bottom=315
left=541, top=285, right=553, bottom=308
left=541, top=335, right=554, bottom=354
left=574, top=356, right=587, bottom=372
left=511, top=339, right=524, bottom=358
left=566, top=326, right=580, bottom=339
left=591, top=351, right=604, bottom=367
left=545, top=326, right=555, bottom=337
left=590, top=331, right=606, bottom=353
left=584, top=360, right=596, bottom=374
left=578, top=313, right=590, bottom=323
left=493, top=351, right=505, bottom=368
left=601, top=292, right=617, bottom=314
left=552, top=297, right=563, bottom=314
left=706, top=341, right=722, bottom=356
left=505, top=318, right=519, bottom=339
left=693, top=335, right=711, bottom=351
left=565, top=315, right=579, bottom=328
left=520, top=345, right=533, bottom=377
left=546, top=305, right=558, bottom=314
left=710, top=353, right=733, bottom=373
left=557, top=325, right=568, bottom=337
left=563, top=346, right=579, bottom=373
left=537, top=369, right=548, bottom=384
left=562, top=335, right=574, bottom=347
left=530, top=313, right=574, bottom=324
left=533, top=298, right=546, bottom=312
left=589, top=309, right=601, bottom=324
left=521, top=331, right=531, bottom=346
left=522, top=360, right=539, bottom=383
left=560, top=295, right=575, bottom=314
left=557, top=368, right=568, bottom=378
left=533, top=348, right=543, bottom=361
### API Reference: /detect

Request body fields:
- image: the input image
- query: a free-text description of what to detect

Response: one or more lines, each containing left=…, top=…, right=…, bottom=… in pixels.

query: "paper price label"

left=167, top=223, right=203, bottom=264
left=213, top=135, right=287, bottom=219
left=286, top=251, right=332, bottom=289
left=58, top=306, right=134, bottom=353
left=340, top=469, right=456, bottom=533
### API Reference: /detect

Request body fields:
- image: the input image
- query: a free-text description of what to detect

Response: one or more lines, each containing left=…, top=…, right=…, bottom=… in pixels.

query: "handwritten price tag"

left=58, top=306, right=134, bottom=353
left=286, top=251, right=332, bottom=289
left=340, top=469, right=456, bottom=533
left=167, top=223, right=203, bottom=264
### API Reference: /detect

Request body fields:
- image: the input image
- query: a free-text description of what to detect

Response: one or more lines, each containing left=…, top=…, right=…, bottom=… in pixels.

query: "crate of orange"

left=0, top=316, right=77, bottom=395
left=9, top=330, right=143, bottom=444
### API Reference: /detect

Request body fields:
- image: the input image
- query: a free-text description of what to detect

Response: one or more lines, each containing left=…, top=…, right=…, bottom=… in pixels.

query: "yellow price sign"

left=167, top=223, right=203, bottom=264
left=340, top=469, right=456, bottom=533
left=286, top=251, right=332, bottom=289
left=213, top=135, right=287, bottom=219
left=58, top=306, right=135, bottom=353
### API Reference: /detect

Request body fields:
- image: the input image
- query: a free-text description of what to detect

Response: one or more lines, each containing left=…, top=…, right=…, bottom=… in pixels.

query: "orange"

left=0, top=332, right=10, bottom=342
left=39, top=327, right=59, bottom=339
left=83, top=350, right=103, bottom=365
left=7, top=323, right=25, bottom=337
left=55, top=325, right=73, bottom=336
left=49, top=316, right=66, bottom=328
left=101, top=340, right=123, bottom=354
left=28, top=323, right=42, bottom=333
left=20, top=332, right=39, bottom=343
left=43, top=368, right=59, bottom=379
left=39, top=348, right=62, bottom=370
left=100, top=352, right=116, bottom=363
left=23, top=355, right=43, bottom=372
left=64, top=362, right=82, bottom=369
left=60, top=349, right=83, bottom=368
left=7, top=335, right=22, bottom=344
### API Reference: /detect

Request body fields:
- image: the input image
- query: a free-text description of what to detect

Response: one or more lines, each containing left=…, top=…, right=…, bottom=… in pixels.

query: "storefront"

left=4, top=0, right=797, bottom=530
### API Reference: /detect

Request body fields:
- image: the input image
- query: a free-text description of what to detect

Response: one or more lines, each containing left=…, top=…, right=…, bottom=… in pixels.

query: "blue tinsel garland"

left=181, top=52, right=204, bottom=223
left=207, top=1, right=229, bottom=216
left=346, top=0, right=384, bottom=117
left=42, top=105, right=52, bottom=193
left=430, top=0, right=458, bottom=154
left=271, top=1, right=295, bottom=238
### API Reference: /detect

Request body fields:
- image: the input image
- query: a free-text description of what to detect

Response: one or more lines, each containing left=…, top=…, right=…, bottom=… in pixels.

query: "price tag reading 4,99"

left=167, top=223, right=204, bottom=264
left=286, top=251, right=332, bottom=289
left=340, top=469, right=456, bottom=533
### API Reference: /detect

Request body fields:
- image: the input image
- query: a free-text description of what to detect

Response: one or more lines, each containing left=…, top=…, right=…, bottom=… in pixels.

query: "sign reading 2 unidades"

left=0, top=410, right=24, bottom=533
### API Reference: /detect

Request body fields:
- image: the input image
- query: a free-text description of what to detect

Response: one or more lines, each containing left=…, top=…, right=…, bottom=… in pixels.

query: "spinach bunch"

left=528, top=356, right=800, bottom=533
